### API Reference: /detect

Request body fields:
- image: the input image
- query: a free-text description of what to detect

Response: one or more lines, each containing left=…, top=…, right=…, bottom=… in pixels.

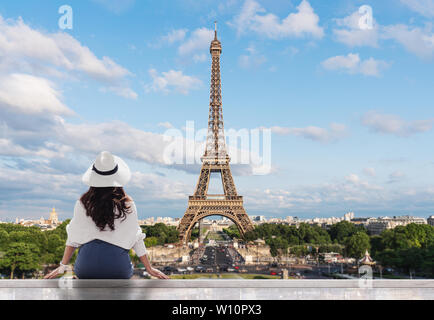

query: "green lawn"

left=205, top=231, right=226, bottom=241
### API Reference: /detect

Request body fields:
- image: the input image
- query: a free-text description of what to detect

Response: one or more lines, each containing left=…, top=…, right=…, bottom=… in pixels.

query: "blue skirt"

left=74, top=239, right=134, bottom=279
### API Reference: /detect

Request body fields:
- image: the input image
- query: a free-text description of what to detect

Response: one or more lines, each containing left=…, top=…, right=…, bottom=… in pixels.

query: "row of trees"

left=370, top=224, right=434, bottom=275
left=0, top=222, right=180, bottom=278
left=239, top=221, right=370, bottom=260
left=140, top=223, right=179, bottom=247
left=0, top=221, right=71, bottom=279
left=1, top=219, right=433, bottom=278
left=226, top=221, right=433, bottom=276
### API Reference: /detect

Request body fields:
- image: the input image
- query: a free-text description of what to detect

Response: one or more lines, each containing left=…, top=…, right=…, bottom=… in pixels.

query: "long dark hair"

left=80, top=187, right=132, bottom=231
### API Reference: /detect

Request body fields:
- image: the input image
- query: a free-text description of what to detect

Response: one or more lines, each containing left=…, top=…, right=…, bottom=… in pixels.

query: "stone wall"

left=147, top=246, right=191, bottom=265
left=237, top=245, right=273, bottom=264
left=1, top=279, right=433, bottom=300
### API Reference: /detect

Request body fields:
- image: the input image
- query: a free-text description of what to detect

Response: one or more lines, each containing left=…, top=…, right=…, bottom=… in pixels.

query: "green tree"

left=47, top=234, right=63, bottom=253
left=223, top=225, right=241, bottom=239
left=190, top=227, right=199, bottom=240
left=141, top=223, right=179, bottom=245
left=345, top=232, right=370, bottom=259
left=0, top=242, right=40, bottom=279
left=329, top=221, right=365, bottom=243
left=145, top=236, right=159, bottom=247
left=290, top=245, right=309, bottom=257
left=267, top=237, right=288, bottom=260
left=0, top=229, right=9, bottom=250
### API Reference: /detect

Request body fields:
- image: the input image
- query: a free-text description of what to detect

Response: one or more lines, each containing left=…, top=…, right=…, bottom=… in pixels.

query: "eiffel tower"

left=177, top=23, right=254, bottom=244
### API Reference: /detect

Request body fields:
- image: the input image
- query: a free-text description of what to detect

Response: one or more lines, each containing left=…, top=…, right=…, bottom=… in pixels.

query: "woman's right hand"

left=148, top=267, right=170, bottom=279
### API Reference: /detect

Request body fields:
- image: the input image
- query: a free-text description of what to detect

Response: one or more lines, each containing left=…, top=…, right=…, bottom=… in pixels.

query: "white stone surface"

left=0, top=279, right=433, bottom=300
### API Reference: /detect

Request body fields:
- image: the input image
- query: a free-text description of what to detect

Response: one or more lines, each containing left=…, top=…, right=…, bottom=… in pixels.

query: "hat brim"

left=82, top=155, right=131, bottom=187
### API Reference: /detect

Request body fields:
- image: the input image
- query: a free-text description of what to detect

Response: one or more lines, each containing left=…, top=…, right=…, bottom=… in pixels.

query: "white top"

left=66, top=199, right=147, bottom=257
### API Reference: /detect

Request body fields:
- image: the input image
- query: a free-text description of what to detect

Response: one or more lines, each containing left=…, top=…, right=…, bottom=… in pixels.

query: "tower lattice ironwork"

left=177, top=23, right=254, bottom=244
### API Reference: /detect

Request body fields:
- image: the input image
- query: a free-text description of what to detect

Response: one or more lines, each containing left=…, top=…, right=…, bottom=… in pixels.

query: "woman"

left=44, top=151, right=168, bottom=280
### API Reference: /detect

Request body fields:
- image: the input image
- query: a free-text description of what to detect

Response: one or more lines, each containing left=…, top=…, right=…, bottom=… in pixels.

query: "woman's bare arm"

left=44, top=245, right=77, bottom=279
left=61, top=245, right=77, bottom=264
left=139, top=254, right=169, bottom=279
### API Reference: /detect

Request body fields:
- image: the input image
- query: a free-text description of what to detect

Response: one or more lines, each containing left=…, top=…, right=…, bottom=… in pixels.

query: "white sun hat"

left=82, top=151, right=131, bottom=187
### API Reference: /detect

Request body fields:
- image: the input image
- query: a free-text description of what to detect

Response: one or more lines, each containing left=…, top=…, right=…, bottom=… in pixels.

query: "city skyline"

left=1, top=0, right=434, bottom=221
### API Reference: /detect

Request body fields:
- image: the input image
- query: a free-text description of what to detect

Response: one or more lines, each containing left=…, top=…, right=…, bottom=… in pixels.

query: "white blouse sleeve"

left=65, top=200, right=85, bottom=248
left=129, top=201, right=148, bottom=257
left=132, top=229, right=147, bottom=257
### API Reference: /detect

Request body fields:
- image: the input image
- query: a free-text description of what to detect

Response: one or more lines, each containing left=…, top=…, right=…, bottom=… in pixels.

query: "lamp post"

left=256, top=243, right=259, bottom=271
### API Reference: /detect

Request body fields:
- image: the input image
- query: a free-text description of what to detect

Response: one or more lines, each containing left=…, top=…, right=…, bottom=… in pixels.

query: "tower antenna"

left=214, top=21, right=217, bottom=39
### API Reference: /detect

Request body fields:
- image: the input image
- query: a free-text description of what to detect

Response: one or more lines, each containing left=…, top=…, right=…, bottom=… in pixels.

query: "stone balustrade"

left=1, top=279, right=433, bottom=300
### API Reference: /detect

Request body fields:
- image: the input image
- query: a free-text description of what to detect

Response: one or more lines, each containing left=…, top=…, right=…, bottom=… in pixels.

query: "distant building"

left=15, top=207, right=61, bottom=230
left=367, top=216, right=427, bottom=235
left=359, top=250, right=375, bottom=266
left=250, top=216, right=266, bottom=224
left=49, top=207, right=59, bottom=225
left=344, top=211, right=355, bottom=221
left=320, top=252, right=342, bottom=263
left=350, top=217, right=371, bottom=227
left=428, top=216, right=434, bottom=227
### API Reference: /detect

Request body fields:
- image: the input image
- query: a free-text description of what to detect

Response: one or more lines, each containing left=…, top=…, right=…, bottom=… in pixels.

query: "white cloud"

left=154, top=27, right=213, bottom=62
left=0, top=15, right=134, bottom=98
left=332, top=8, right=434, bottom=60
left=230, top=0, right=324, bottom=39
left=321, top=53, right=388, bottom=77
left=99, top=86, right=138, bottom=100
left=0, top=164, right=190, bottom=219
left=382, top=24, right=434, bottom=59
left=158, top=122, right=174, bottom=129
left=144, top=69, right=202, bottom=95
left=270, top=123, right=347, bottom=143
left=178, top=27, right=214, bottom=56
left=238, top=45, right=266, bottom=69
left=0, top=73, right=73, bottom=116
left=333, top=10, right=379, bottom=47
left=246, top=173, right=388, bottom=212
left=193, top=53, right=207, bottom=63
left=130, top=171, right=189, bottom=201
left=362, top=111, right=434, bottom=136
left=162, top=29, right=188, bottom=44
left=363, top=167, right=376, bottom=177
left=345, top=173, right=360, bottom=184
left=400, top=0, right=434, bottom=18
left=388, top=170, right=406, bottom=183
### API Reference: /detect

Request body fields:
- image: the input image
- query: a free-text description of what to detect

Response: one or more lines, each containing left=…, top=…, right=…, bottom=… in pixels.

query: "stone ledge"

left=1, top=280, right=433, bottom=300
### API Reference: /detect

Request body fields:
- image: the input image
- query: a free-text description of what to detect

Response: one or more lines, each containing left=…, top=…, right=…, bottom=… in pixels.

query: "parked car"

left=162, top=266, right=177, bottom=275
left=177, top=268, right=187, bottom=273
left=206, top=268, right=214, bottom=273
left=195, top=266, right=205, bottom=273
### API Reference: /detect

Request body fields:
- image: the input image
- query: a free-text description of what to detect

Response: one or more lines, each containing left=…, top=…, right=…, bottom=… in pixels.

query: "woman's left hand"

left=148, top=267, right=170, bottom=279
left=44, top=265, right=67, bottom=279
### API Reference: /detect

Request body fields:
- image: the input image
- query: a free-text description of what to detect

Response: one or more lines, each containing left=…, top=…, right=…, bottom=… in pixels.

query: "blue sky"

left=0, top=0, right=433, bottom=221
